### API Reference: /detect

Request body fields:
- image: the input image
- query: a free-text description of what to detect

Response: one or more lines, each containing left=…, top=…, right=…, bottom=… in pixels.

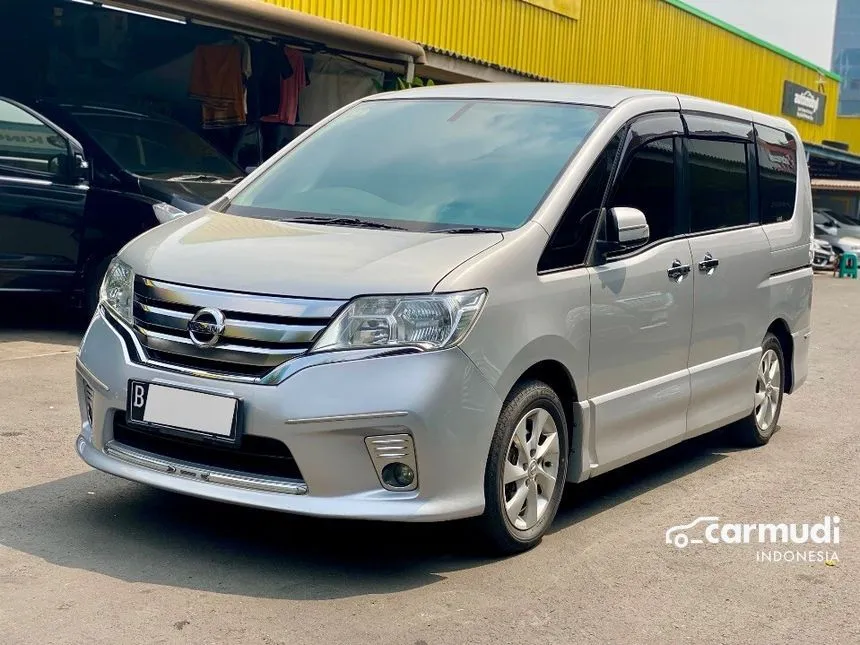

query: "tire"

left=733, top=332, right=785, bottom=447
left=478, top=380, right=569, bottom=555
left=83, top=256, right=113, bottom=320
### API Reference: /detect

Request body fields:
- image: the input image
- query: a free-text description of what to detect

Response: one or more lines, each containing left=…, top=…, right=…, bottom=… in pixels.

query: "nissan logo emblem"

left=187, top=307, right=226, bottom=348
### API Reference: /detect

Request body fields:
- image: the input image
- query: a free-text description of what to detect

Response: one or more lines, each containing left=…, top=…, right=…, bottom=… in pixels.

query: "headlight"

left=312, top=290, right=487, bottom=353
left=99, top=258, right=135, bottom=325
left=152, top=202, right=187, bottom=223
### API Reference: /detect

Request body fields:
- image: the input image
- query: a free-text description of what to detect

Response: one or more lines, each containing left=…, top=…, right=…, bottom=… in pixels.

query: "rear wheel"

left=734, top=333, right=785, bottom=446
left=478, top=380, right=569, bottom=555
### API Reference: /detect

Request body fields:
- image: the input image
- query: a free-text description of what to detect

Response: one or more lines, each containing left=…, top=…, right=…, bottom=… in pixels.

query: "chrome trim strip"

left=75, top=357, right=110, bottom=393
left=222, top=319, right=324, bottom=344
left=102, top=308, right=261, bottom=384
left=137, top=327, right=304, bottom=362
left=285, top=411, right=409, bottom=425
left=138, top=277, right=345, bottom=319
left=687, top=347, right=761, bottom=375
left=0, top=174, right=52, bottom=186
left=134, top=302, right=323, bottom=344
left=105, top=442, right=309, bottom=495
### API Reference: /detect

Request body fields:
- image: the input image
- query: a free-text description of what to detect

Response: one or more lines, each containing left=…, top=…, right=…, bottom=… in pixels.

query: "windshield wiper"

left=435, top=226, right=504, bottom=234
left=287, top=216, right=406, bottom=230
left=167, top=174, right=242, bottom=183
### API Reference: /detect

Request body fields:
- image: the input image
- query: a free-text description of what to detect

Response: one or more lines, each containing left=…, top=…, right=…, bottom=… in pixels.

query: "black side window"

left=538, top=132, right=623, bottom=272
left=756, top=125, right=798, bottom=224
left=609, top=138, right=677, bottom=243
left=0, top=99, right=67, bottom=178
left=688, top=139, right=750, bottom=232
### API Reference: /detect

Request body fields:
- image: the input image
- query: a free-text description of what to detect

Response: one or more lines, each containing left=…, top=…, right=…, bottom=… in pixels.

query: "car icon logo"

left=665, top=516, right=720, bottom=549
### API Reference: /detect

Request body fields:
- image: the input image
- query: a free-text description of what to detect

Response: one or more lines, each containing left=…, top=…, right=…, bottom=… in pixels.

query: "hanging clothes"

left=189, top=40, right=251, bottom=129
left=297, top=53, right=383, bottom=125
left=261, top=47, right=309, bottom=126
left=247, top=40, right=293, bottom=121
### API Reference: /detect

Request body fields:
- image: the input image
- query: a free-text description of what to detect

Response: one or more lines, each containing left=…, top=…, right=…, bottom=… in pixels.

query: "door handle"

left=667, top=259, right=691, bottom=281
left=698, top=253, right=720, bottom=274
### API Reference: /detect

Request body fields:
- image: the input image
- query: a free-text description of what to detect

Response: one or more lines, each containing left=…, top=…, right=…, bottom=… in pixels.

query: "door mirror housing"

left=71, top=152, right=91, bottom=183
left=612, top=207, right=650, bottom=246
left=596, top=207, right=651, bottom=262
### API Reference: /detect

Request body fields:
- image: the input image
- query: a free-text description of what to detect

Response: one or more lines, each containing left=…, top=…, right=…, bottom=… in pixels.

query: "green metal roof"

left=662, top=0, right=841, bottom=83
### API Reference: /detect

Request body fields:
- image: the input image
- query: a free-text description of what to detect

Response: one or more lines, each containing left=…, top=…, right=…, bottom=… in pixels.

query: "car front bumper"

left=75, top=310, right=503, bottom=521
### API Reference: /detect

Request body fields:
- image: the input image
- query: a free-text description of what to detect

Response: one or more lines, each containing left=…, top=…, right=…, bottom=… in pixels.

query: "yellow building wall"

left=836, top=117, right=860, bottom=152
left=265, top=0, right=840, bottom=143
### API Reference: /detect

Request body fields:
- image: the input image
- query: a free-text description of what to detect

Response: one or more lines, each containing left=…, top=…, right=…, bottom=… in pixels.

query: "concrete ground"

left=0, top=276, right=857, bottom=645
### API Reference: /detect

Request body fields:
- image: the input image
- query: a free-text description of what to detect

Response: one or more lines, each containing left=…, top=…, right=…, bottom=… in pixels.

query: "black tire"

left=478, top=380, right=569, bottom=555
left=733, top=332, right=785, bottom=447
left=83, top=256, right=113, bottom=320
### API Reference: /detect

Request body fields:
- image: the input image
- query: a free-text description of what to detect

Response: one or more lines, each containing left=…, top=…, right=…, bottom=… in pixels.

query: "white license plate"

left=127, top=381, right=238, bottom=439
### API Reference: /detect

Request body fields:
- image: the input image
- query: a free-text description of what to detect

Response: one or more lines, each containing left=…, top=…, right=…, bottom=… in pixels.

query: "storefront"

left=0, top=0, right=427, bottom=169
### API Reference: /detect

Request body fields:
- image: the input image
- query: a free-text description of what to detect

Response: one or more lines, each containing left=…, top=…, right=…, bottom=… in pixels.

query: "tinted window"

left=609, top=138, right=676, bottom=243
left=756, top=125, right=798, bottom=224
left=226, top=100, right=606, bottom=232
left=73, top=113, right=241, bottom=179
left=539, top=132, right=623, bottom=271
left=688, top=139, right=750, bottom=232
left=0, top=100, right=67, bottom=177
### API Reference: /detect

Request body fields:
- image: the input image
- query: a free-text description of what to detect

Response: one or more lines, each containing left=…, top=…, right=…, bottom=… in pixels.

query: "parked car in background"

left=75, top=84, right=812, bottom=554
left=814, top=222, right=860, bottom=258
left=811, top=236, right=836, bottom=271
left=814, top=209, right=860, bottom=243
left=0, top=97, right=243, bottom=314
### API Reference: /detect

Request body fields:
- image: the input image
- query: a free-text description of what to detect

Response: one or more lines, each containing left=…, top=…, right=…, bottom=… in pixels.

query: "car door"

left=0, top=98, right=88, bottom=292
left=681, top=114, right=772, bottom=437
left=587, top=113, right=694, bottom=473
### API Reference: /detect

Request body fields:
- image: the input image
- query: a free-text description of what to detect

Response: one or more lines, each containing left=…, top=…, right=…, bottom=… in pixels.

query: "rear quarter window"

left=756, top=124, right=798, bottom=224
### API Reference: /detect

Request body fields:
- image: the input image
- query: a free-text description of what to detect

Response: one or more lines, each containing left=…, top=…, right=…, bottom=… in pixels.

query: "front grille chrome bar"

left=130, top=276, right=345, bottom=380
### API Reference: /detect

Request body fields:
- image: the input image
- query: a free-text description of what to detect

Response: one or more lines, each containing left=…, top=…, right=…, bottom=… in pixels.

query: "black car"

left=0, top=97, right=243, bottom=314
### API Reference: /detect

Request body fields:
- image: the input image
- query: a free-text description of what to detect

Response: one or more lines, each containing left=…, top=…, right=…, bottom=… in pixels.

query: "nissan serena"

left=75, top=84, right=812, bottom=554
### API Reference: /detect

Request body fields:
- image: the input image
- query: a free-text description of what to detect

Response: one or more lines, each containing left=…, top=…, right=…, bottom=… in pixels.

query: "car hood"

left=837, top=235, right=860, bottom=249
left=119, top=210, right=504, bottom=299
left=138, top=177, right=235, bottom=211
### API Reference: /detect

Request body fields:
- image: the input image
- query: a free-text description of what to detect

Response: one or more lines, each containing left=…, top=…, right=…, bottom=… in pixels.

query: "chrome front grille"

left=131, top=276, right=344, bottom=379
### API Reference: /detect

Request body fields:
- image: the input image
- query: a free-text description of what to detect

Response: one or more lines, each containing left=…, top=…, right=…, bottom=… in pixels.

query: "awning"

left=806, top=142, right=860, bottom=181
left=99, top=0, right=426, bottom=66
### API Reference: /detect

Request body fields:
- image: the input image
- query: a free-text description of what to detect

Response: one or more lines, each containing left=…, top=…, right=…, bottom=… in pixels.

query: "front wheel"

left=478, top=380, right=569, bottom=555
left=733, top=333, right=785, bottom=446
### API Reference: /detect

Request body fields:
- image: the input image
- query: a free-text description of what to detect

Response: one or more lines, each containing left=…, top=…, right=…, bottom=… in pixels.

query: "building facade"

left=266, top=0, right=841, bottom=144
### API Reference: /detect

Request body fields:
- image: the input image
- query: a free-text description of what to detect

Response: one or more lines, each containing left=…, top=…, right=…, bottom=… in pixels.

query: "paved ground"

left=0, top=277, right=858, bottom=645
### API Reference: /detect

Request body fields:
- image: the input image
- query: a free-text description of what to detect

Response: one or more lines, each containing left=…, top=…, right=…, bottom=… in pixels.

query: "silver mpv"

left=76, top=84, right=812, bottom=553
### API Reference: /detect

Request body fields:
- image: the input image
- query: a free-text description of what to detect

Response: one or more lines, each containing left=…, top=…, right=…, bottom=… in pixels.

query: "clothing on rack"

left=298, top=53, right=383, bottom=125
left=189, top=40, right=251, bottom=129
left=261, top=47, right=309, bottom=126
left=247, top=41, right=294, bottom=121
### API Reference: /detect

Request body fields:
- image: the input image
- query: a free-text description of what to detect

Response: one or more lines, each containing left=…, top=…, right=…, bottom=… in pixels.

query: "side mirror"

left=72, top=152, right=91, bottom=183
left=595, top=207, right=649, bottom=262
left=245, top=165, right=258, bottom=174
left=612, top=207, right=650, bottom=247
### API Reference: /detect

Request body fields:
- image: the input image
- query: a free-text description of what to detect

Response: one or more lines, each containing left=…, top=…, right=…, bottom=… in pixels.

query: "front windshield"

left=73, top=112, right=241, bottom=179
left=224, top=99, right=606, bottom=231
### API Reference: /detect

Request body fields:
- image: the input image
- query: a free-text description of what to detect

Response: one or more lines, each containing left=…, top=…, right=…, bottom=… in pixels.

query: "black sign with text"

left=782, top=81, right=826, bottom=125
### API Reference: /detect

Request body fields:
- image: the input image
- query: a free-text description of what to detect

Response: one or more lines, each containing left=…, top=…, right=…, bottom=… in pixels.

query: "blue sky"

left=683, top=0, right=838, bottom=70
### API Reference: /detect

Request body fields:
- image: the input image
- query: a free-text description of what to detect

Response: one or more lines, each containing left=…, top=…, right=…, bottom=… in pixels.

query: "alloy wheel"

left=502, top=407, right=561, bottom=531
left=755, top=348, right=782, bottom=432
